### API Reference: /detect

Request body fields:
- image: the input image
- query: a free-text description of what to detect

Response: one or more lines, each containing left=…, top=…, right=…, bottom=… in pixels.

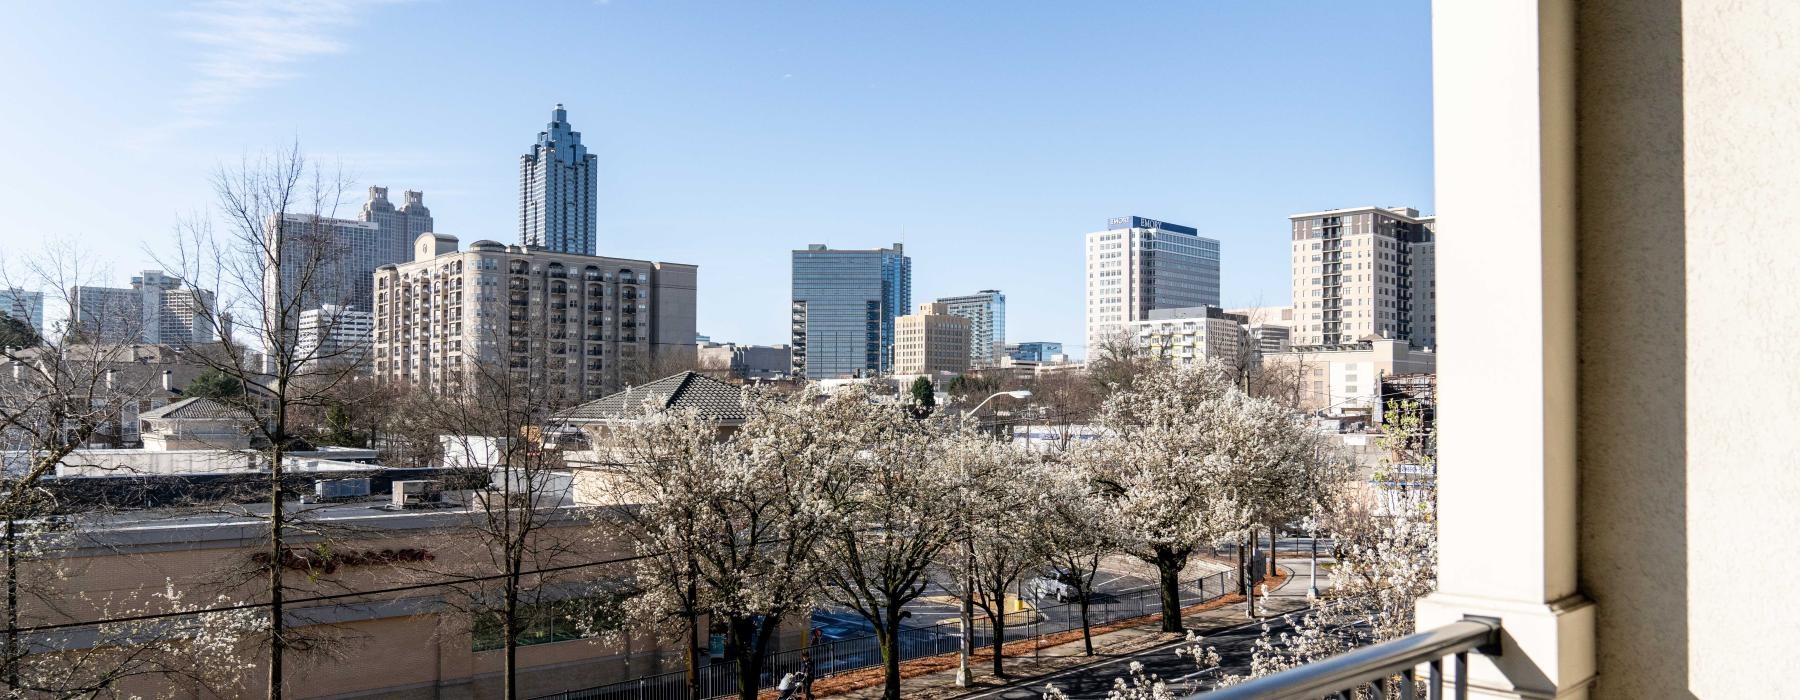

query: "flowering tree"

left=1030, top=454, right=1114, bottom=656
left=941, top=432, right=1041, bottom=679
left=587, top=404, right=722, bottom=700
left=691, top=390, right=853, bottom=700
left=1085, top=361, right=1240, bottom=632
left=813, top=388, right=962, bottom=700
left=591, top=387, right=863, bottom=700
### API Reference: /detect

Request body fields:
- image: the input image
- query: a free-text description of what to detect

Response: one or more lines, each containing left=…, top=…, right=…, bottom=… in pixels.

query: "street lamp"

left=956, top=389, right=1032, bottom=687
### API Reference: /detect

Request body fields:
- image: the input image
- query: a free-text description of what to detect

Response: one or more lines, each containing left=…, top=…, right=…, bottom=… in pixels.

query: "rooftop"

left=551, top=371, right=749, bottom=425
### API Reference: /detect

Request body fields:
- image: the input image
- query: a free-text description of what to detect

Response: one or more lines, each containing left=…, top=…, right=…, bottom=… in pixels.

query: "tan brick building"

left=893, top=302, right=970, bottom=377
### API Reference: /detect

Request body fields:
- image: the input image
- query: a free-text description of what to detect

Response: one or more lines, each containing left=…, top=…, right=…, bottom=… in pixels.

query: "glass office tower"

left=790, top=243, right=911, bottom=379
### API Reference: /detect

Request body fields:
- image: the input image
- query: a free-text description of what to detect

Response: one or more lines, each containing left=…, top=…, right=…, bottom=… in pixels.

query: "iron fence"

left=537, top=566, right=1260, bottom=700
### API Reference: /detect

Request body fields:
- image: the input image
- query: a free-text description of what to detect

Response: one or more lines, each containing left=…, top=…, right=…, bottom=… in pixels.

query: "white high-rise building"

left=936, top=290, right=1005, bottom=369
left=297, top=304, right=374, bottom=371
left=1083, top=216, right=1221, bottom=358
left=1287, top=206, right=1437, bottom=347
left=519, top=104, right=599, bottom=256
left=69, top=271, right=215, bottom=346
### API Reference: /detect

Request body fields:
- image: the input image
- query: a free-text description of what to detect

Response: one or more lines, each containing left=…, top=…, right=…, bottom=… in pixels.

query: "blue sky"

left=0, top=1, right=1433, bottom=357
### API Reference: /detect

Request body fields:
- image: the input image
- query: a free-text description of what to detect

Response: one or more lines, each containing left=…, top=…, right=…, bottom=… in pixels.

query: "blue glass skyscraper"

left=520, top=104, right=599, bottom=255
left=790, top=243, right=912, bottom=379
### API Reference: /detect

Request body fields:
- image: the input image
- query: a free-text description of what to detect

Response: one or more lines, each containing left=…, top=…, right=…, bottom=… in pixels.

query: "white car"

left=1030, top=571, right=1077, bottom=602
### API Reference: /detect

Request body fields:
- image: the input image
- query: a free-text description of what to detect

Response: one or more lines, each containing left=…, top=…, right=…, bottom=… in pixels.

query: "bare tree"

left=1085, top=328, right=1155, bottom=396
left=0, top=248, right=260, bottom=697
left=158, top=142, right=375, bottom=699
left=421, top=351, right=602, bottom=700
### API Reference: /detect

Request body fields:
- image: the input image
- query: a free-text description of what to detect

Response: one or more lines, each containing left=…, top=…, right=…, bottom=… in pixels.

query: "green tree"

left=184, top=368, right=244, bottom=400
left=909, top=376, right=936, bottom=414
left=0, top=315, right=37, bottom=349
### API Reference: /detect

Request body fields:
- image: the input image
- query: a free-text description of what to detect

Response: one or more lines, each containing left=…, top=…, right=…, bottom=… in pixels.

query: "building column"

left=1414, top=1, right=1595, bottom=698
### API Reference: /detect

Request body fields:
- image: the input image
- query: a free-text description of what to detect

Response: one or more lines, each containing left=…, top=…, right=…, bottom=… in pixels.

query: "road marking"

left=952, top=617, right=1274, bottom=700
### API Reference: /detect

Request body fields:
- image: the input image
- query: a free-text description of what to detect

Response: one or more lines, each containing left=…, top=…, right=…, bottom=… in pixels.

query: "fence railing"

left=537, top=565, right=1259, bottom=700
left=1190, top=617, right=1501, bottom=700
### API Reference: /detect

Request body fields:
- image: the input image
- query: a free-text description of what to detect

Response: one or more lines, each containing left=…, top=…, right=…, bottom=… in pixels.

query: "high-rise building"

left=1287, top=206, right=1437, bottom=347
left=790, top=243, right=911, bottom=379
left=297, top=304, right=374, bottom=371
left=372, top=234, right=697, bottom=401
left=1007, top=341, right=1063, bottom=362
left=360, top=186, right=436, bottom=265
left=894, top=302, right=971, bottom=377
left=1083, top=216, right=1221, bottom=359
left=1128, top=306, right=1250, bottom=368
left=262, top=187, right=433, bottom=356
left=69, top=271, right=215, bottom=346
left=0, top=289, right=44, bottom=336
left=519, top=104, right=599, bottom=256
left=936, top=290, right=1005, bottom=369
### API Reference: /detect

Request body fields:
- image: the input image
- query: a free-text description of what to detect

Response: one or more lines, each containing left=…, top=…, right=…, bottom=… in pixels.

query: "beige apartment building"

left=372, top=234, right=697, bottom=402
left=1288, top=206, right=1437, bottom=348
left=893, top=302, right=970, bottom=376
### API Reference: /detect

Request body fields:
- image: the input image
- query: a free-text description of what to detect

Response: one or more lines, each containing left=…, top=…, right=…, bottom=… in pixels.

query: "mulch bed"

left=791, top=566, right=1292, bottom=699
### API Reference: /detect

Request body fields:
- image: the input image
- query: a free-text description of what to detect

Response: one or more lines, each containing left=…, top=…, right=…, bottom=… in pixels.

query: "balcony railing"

left=1191, top=617, right=1500, bottom=700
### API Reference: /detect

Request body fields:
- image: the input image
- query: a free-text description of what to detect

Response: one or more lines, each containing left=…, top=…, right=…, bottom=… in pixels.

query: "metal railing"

left=538, top=567, right=1254, bottom=700
left=1191, top=617, right=1501, bottom=700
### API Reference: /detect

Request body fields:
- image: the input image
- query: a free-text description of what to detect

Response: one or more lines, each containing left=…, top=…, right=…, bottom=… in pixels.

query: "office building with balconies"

left=790, top=243, right=911, bottom=379
left=1084, top=216, right=1221, bottom=358
left=1126, top=305, right=1249, bottom=368
left=1288, top=206, right=1436, bottom=348
left=371, top=234, right=696, bottom=402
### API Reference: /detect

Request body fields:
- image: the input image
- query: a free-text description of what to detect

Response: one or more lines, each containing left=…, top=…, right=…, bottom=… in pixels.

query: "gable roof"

left=552, top=372, right=748, bottom=425
left=138, top=397, right=252, bottom=422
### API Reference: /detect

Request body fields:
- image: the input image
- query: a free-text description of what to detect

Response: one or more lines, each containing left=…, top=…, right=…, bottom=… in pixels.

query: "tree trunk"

left=728, top=614, right=768, bottom=700
left=988, top=586, right=1008, bottom=678
left=503, top=577, right=519, bottom=700
left=880, top=606, right=903, bottom=700
left=1078, top=596, right=1094, bottom=656
left=267, top=433, right=286, bottom=700
left=684, top=601, right=698, bottom=698
left=1153, top=545, right=1184, bottom=633
left=4, top=515, right=16, bottom=691
left=1268, top=521, right=1280, bottom=578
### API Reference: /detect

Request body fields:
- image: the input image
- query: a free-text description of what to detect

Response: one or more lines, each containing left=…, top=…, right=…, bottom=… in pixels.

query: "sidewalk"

left=806, top=558, right=1313, bottom=700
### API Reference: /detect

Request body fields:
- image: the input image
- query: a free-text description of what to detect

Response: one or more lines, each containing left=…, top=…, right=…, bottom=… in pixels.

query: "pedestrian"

left=801, top=651, right=816, bottom=699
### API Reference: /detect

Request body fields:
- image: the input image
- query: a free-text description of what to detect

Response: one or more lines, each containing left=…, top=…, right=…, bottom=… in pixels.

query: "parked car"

left=1030, top=570, right=1077, bottom=602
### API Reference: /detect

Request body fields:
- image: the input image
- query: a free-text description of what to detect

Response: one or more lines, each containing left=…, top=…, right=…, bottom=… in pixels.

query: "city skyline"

left=0, top=2, right=1433, bottom=356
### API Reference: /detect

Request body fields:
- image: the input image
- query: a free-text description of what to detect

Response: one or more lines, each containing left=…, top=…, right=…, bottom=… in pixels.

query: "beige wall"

left=1425, top=1, right=1800, bottom=698
left=32, top=511, right=685, bottom=699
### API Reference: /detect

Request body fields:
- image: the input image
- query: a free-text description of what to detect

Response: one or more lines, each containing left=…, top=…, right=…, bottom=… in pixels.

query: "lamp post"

left=956, top=389, right=1031, bottom=687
